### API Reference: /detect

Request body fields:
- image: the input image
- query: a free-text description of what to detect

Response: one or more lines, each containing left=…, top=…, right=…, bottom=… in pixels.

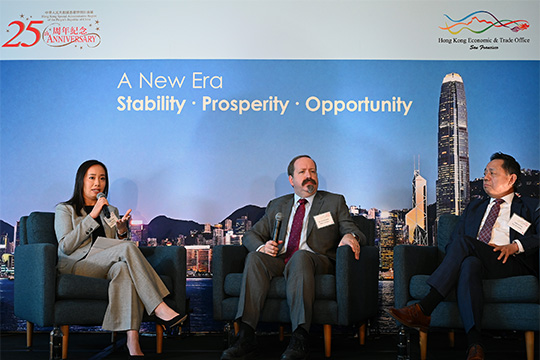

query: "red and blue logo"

left=440, top=11, right=529, bottom=34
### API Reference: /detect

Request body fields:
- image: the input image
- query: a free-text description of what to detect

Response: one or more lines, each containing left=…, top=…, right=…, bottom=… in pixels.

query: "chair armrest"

left=14, top=243, right=57, bottom=326
left=212, top=245, right=248, bottom=320
left=139, top=246, right=187, bottom=316
left=393, top=245, right=438, bottom=308
left=335, top=245, right=379, bottom=325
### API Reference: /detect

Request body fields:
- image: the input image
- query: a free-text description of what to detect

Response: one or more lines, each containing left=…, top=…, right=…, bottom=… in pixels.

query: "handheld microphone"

left=96, top=192, right=111, bottom=218
left=272, top=212, right=282, bottom=242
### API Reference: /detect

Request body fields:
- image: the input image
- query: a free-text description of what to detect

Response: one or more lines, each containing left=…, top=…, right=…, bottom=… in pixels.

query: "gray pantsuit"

left=55, top=203, right=170, bottom=331
left=72, top=241, right=169, bottom=330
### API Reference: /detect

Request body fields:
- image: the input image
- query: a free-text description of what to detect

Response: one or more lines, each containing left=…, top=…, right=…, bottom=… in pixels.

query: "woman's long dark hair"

left=63, top=160, right=109, bottom=216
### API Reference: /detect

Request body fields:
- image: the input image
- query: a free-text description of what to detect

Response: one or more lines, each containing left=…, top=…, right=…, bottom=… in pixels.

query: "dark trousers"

left=235, top=250, right=333, bottom=332
left=427, top=235, right=532, bottom=332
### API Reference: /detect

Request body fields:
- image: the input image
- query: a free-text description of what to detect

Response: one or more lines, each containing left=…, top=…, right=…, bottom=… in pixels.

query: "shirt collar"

left=294, top=192, right=316, bottom=206
left=491, top=192, right=514, bottom=205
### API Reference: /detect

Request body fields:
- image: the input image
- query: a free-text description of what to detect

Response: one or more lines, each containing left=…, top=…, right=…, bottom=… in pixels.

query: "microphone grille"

left=275, top=212, right=282, bottom=221
left=96, top=192, right=106, bottom=199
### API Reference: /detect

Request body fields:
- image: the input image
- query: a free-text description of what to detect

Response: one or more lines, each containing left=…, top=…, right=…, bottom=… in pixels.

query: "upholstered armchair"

left=14, top=211, right=187, bottom=359
left=393, top=214, right=539, bottom=360
left=212, top=216, right=379, bottom=357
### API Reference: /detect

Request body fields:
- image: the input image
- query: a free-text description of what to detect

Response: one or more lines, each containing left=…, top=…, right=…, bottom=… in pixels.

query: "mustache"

left=302, top=178, right=317, bottom=186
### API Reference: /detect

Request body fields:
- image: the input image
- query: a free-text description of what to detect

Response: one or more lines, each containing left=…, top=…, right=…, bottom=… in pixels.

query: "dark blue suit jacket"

left=450, top=195, right=539, bottom=277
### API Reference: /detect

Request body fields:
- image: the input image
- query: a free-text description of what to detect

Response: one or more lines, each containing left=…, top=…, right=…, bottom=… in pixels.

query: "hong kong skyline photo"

left=1, top=60, right=538, bottom=233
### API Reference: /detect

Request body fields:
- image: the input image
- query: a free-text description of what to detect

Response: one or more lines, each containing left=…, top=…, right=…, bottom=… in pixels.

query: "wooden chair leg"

left=26, top=321, right=34, bottom=348
left=279, top=325, right=285, bottom=342
left=156, top=324, right=163, bottom=354
left=61, top=325, right=69, bottom=360
left=419, top=330, right=428, bottom=360
left=448, top=330, right=455, bottom=347
left=525, top=331, right=534, bottom=360
left=323, top=324, right=331, bottom=358
left=358, top=323, right=366, bottom=345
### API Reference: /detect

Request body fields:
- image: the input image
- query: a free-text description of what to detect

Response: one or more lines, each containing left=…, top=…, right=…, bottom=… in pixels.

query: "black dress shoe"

left=221, top=336, right=258, bottom=360
left=156, top=313, right=188, bottom=331
left=280, top=329, right=309, bottom=360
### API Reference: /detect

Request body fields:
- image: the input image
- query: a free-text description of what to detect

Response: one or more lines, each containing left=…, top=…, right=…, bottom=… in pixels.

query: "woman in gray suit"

left=55, top=160, right=185, bottom=358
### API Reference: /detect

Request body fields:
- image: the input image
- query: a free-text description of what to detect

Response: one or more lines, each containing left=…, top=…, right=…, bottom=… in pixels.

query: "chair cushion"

left=57, top=274, right=174, bottom=300
left=224, top=273, right=243, bottom=297
left=56, top=274, right=109, bottom=300
left=410, top=274, right=539, bottom=303
left=27, top=212, right=57, bottom=245
left=224, top=273, right=336, bottom=300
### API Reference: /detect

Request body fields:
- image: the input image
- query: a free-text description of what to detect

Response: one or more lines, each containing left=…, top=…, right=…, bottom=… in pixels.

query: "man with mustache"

left=221, top=155, right=366, bottom=360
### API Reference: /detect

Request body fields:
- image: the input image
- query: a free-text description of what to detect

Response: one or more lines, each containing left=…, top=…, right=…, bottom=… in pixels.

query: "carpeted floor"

left=1, top=328, right=537, bottom=360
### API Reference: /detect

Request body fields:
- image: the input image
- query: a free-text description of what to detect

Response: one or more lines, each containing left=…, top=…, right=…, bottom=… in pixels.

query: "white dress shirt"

left=477, top=192, right=524, bottom=252
left=278, top=193, right=316, bottom=255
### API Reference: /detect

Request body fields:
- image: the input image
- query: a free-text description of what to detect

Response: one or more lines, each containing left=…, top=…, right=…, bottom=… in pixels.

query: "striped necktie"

left=284, top=199, right=307, bottom=263
left=477, top=198, right=505, bottom=244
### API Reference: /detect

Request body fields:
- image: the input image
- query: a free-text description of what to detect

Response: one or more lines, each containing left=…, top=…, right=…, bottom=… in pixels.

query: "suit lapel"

left=509, top=196, right=523, bottom=240
left=471, top=198, right=490, bottom=237
left=306, top=192, right=324, bottom=238
left=279, top=196, right=295, bottom=240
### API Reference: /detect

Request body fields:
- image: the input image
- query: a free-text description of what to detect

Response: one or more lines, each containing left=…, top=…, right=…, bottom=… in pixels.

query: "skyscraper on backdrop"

left=436, top=73, right=470, bottom=218
left=405, top=162, right=428, bottom=245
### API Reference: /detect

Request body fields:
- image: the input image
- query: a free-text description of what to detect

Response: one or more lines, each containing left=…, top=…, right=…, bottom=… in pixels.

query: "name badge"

left=508, top=213, right=531, bottom=235
left=314, top=212, right=335, bottom=229
left=104, top=212, right=119, bottom=229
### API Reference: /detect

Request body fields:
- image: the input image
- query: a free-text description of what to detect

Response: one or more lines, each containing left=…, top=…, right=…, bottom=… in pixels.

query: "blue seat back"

left=26, top=212, right=57, bottom=246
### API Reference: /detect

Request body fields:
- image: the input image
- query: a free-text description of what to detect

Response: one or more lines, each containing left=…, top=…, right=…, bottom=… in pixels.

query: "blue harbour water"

left=0, top=278, right=397, bottom=334
left=375, top=280, right=398, bottom=334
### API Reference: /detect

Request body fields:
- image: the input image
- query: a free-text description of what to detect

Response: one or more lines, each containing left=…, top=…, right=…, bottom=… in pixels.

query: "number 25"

left=2, top=20, right=44, bottom=47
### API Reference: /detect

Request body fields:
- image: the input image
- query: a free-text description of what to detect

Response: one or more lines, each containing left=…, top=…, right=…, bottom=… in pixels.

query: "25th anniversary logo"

left=2, top=10, right=101, bottom=49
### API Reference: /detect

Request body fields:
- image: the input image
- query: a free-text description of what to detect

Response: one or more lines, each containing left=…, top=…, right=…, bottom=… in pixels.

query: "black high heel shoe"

left=128, top=354, right=145, bottom=359
left=124, top=345, right=145, bottom=359
left=156, top=313, right=188, bottom=331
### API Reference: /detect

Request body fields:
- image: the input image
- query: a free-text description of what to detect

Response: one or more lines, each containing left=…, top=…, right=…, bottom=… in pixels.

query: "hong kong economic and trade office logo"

left=440, top=10, right=529, bottom=34
left=2, top=10, right=101, bottom=49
